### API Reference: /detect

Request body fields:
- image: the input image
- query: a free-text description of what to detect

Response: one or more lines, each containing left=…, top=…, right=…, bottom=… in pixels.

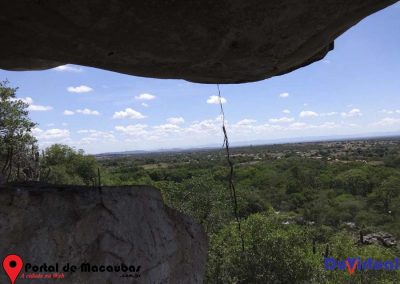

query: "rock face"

left=0, top=184, right=207, bottom=283
left=363, top=232, right=397, bottom=247
left=0, top=1, right=397, bottom=83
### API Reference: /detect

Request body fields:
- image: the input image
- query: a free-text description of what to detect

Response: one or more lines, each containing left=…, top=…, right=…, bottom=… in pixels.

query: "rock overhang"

left=0, top=0, right=397, bottom=83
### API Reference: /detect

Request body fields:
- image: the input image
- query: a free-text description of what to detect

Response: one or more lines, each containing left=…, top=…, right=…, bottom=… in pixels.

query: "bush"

left=207, top=213, right=322, bottom=283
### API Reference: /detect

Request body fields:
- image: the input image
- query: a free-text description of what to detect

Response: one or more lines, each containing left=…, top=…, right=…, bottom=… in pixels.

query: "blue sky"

left=1, top=3, right=399, bottom=154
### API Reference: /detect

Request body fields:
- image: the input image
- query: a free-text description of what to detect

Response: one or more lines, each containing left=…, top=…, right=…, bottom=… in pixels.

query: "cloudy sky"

left=1, top=4, right=399, bottom=154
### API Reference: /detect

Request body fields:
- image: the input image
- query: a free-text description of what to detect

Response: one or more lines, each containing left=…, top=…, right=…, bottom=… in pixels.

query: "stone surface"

left=0, top=183, right=207, bottom=283
left=0, top=1, right=397, bottom=83
left=363, top=232, right=397, bottom=247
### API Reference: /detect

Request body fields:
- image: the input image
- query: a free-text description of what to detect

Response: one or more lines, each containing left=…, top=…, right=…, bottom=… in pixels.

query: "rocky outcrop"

left=362, top=232, right=397, bottom=247
left=0, top=1, right=397, bottom=83
left=0, top=183, right=207, bottom=283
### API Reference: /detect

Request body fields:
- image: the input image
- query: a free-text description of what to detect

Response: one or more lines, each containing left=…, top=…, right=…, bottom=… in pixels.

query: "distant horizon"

left=1, top=3, right=399, bottom=154
left=94, top=131, right=400, bottom=156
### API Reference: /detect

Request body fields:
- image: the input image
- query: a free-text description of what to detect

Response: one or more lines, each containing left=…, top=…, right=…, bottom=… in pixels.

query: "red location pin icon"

left=2, top=254, right=23, bottom=284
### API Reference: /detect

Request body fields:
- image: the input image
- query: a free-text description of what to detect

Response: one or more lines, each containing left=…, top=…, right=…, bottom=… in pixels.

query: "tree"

left=368, top=176, right=400, bottom=214
left=0, top=80, right=38, bottom=182
left=335, top=169, right=371, bottom=196
left=40, top=144, right=98, bottom=185
left=159, top=174, right=231, bottom=234
left=207, top=213, right=323, bottom=283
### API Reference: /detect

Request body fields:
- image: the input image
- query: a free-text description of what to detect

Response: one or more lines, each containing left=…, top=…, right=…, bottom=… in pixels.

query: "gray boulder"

left=363, top=232, right=396, bottom=247
left=0, top=184, right=207, bottom=283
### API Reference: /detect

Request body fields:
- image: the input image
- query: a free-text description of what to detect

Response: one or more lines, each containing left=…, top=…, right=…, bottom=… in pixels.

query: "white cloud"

left=115, top=124, right=148, bottom=136
left=53, top=65, right=83, bottom=72
left=299, top=111, right=318, bottom=118
left=282, top=109, right=291, bottom=114
left=230, top=121, right=282, bottom=134
left=12, top=97, right=53, bottom=112
left=269, top=117, right=295, bottom=123
left=153, top=124, right=182, bottom=135
left=13, top=97, right=33, bottom=104
left=382, top=109, right=394, bottom=114
left=135, top=93, right=156, bottom=100
left=141, top=102, right=149, bottom=107
left=279, top=92, right=289, bottom=98
left=236, top=119, right=257, bottom=126
left=320, top=112, right=338, bottom=116
left=28, top=105, right=53, bottom=111
left=46, top=112, right=375, bottom=152
left=167, top=117, right=185, bottom=125
left=287, top=122, right=308, bottom=130
left=207, top=95, right=227, bottom=104
left=372, top=117, right=400, bottom=127
left=186, top=117, right=222, bottom=134
left=76, top=108, right=100, bottom=116
left=317, top=122, right=341, bottom=129
left=381, top=109, right=400, bottom=115
left=341, top=108, right=362, bottom=118
left=286, top=121, right=341, bottom=131
left=77, top=130, right=90, bottom=134
left=32, top=128, right=70, bottom=140
left=76, top=129, right=116, bottom=144
left=67, top=85, right=93, bottom=93
left=345, top=123, right=359, bottom=127
left=63, top=110, right=75, bottom=116
left=113, top=108, right=146, bottom=119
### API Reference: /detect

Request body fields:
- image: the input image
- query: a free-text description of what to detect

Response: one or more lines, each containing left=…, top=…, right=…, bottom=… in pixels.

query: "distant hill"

left=94, top=131, right=400, bottom=157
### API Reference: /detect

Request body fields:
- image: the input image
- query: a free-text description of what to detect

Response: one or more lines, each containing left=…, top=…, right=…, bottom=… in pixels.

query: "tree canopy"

left=0, top=80, right=38, bottom=182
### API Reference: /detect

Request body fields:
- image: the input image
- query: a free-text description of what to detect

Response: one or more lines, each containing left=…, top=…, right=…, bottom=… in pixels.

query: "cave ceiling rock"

left=0, top=0, right=397, bottom=83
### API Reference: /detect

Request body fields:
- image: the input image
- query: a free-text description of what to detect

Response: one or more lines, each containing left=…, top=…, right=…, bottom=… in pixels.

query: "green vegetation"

left=0, top=82, right=99, bottom=185
left=40, top=144, right=99, bottom=186
left=0, top=81, right=38, bottom=182
left=96, top=142, right=400, bottom=283
left=2, top=81, right=400, bottom=283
